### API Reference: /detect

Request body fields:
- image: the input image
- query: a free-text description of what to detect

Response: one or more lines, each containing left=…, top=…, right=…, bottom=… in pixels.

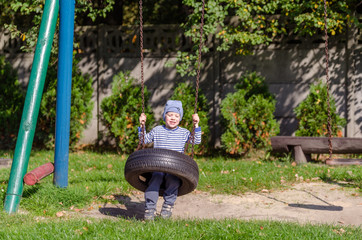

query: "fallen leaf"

left=56, top=211, right=64, bottom=217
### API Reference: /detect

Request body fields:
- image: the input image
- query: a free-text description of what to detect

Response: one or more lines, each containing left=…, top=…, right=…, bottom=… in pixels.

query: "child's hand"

left=192, top=114, right=200, bottom=127
left=139, top=113, right=147, bottom=126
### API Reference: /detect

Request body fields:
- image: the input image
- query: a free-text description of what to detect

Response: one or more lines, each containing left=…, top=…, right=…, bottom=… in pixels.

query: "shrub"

left=0, top=56, right=25, bottom=149
left=235, top=71, right=273, bottom=101
left=34, top=58, right=94, bottom=149
left=294, top=81, right=346, bottom=137
left=100, top=71, right=154, bottom=153
left=221, top=72, right=279, bottom=155
left=168, top=82, right=210, bottom=155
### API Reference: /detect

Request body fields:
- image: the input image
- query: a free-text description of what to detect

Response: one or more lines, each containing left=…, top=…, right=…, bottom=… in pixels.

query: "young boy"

left=138, top=100, right=201, bottom=220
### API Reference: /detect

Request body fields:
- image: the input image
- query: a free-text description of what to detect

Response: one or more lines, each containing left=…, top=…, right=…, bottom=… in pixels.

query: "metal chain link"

left=323, top=0, right=333, bottom=160
left=184, top=0, right=206, bottom=158
left=137, top=0, right=145, bottom=151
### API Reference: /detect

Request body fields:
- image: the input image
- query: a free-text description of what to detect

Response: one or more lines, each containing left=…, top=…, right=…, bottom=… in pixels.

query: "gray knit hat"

left=163, top=100, right=183, bottom=121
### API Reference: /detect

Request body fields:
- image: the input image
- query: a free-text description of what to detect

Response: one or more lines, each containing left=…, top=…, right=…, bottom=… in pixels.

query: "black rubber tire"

left=124, top=148, right=199, bottom=196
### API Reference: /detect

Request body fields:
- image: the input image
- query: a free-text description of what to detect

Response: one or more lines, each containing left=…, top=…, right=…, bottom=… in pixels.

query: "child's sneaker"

left=144, top=209, right=156, bottom=221
left=160, top=204, right=173, bottom=219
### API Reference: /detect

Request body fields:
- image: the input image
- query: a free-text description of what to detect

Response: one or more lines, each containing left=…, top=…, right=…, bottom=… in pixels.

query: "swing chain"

left=323, top=0, right=333, bottom=160
left=137, top=0, right=145, bottom=151
left=136, top=0, right=205, bottom=156
left=184, top=0, right=206, bottom=158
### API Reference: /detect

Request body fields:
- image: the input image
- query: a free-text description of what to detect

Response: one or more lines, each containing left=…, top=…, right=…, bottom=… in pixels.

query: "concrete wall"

left=1, top=24, right=361, bottom=147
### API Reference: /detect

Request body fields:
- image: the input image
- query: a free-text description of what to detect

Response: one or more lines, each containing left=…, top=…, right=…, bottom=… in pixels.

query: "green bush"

left=34, top=58, right=94, bottom=149
left=235, top=71, right=273, bottom=101
left=168, top=82, right=211, bottom=155
left=221, top=72, right=279, bottom=155
left=100, top=71, right=154, bottom=153
left=294, top=81, right=346, bottom=137
left=0, top=56, right=25, bottom=149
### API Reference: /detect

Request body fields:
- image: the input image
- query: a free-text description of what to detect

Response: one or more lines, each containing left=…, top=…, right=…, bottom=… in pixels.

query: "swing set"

left=4, top=0, right=360, bottom=215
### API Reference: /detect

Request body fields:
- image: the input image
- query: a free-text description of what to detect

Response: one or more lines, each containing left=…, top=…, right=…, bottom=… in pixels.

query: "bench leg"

left=292, top=145, right=308, bottom=164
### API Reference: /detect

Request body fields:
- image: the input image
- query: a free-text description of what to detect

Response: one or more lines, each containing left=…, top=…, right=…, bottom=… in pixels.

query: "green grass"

left=0, top=212, right=360, bottom=239
left=0, top=150, right=361, bottom=239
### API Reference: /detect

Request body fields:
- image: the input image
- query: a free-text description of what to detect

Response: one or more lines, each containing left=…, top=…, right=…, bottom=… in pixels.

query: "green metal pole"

left=4, top=0, right=59, bottom=214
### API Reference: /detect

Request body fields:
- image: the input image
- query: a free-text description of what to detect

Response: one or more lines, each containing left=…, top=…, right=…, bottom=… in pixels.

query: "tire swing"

left=124, top=0, right=206, bottom=196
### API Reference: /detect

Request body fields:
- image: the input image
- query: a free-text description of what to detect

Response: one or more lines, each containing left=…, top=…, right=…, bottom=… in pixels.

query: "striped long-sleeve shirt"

left=138, top=125, right=202, bottom=153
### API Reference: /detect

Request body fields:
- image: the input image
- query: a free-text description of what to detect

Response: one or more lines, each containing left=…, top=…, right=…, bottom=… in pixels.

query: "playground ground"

left=82, top=182, right=361, bottom=226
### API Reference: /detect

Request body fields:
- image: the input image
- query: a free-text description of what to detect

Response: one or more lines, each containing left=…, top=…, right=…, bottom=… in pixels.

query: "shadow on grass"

left=22, top=185, right=41, bottom=198
left=98, top=194, right=144, bottom=220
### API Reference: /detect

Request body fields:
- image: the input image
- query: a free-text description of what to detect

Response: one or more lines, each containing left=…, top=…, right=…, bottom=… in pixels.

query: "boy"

left=138, top=100, right=201, bottom=220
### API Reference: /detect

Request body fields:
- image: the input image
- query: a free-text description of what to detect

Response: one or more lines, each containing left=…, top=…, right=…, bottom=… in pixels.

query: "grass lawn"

left=0, top=150, right=361, bottom=239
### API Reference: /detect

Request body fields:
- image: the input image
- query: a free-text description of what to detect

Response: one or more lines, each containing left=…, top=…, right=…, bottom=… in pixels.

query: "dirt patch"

left=81, top=182, right=361, bottom=226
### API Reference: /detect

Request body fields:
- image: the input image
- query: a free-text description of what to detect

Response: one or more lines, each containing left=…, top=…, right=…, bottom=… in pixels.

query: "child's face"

left=165, top=112, right=181, bottom=129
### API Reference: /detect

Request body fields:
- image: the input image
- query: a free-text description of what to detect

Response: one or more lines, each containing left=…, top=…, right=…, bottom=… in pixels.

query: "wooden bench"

left=271, top=136, right=362, bottom=165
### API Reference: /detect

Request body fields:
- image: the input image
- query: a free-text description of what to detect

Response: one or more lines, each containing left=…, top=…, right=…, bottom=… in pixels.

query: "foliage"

left=167, top=82, right=211, bottom=155
left=0, top=56, right=25, bottom=149
left=100, top=71, right=154, bottom=154
left=139, top=0, right=188, bottom=25
left=0, top=0, right=188, bottom=55
left=1, top=0, right=115, bottom=54
left=172, top=0, right=361, bottom=77
left=280, top=0, right=361, bottom=36
left=221, top=72, right=279, bottom=155
left=34, top=58, right=94, bottom=149
left=235, top=71, right=273, bottom=100
left=294, top=81, right=346, bottom=137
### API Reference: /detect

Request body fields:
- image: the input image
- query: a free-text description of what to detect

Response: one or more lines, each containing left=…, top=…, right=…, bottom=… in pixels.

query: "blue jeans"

left=144, top=172, right=181, bottom=210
